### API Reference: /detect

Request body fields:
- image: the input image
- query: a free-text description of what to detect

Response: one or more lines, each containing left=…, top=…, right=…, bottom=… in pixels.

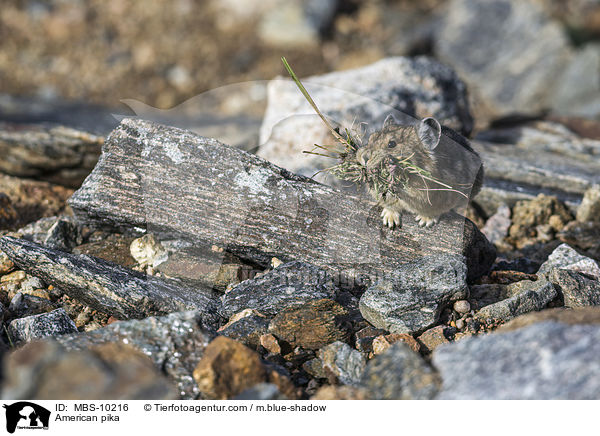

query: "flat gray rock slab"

left=0, top=236, right=221, bottom=325
left=433, top=321, right=600, bottom=399
left=56, top=311, right=214, bottom=399
left=359, top=254, right=468, bottom=334
left=68, top=118, right=495, bottom=283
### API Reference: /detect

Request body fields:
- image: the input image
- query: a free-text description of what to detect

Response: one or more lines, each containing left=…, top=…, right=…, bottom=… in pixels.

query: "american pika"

left=354, top=115, right=483, bottom=228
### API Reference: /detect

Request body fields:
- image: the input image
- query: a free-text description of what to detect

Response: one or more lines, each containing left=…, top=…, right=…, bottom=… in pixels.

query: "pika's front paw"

left=415, top=215, right=439, bottom=228
left=381, top=207, right=401, bottom=228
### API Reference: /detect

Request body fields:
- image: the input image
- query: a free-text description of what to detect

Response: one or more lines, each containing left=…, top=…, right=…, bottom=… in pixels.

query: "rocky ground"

left=1, top=0, right=600, bottom=400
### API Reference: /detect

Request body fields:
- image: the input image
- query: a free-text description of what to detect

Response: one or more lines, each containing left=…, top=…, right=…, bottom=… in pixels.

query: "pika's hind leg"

left=381, top=207, right=401, bottom=228
left=415, top=215, right=439, bottom=228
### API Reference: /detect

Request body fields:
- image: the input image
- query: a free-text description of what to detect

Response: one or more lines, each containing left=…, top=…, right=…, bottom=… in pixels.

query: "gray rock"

left=258, top=56, right=472, bottom=184
left=538, top=243, right=600, bottom=279
left=1, top=340, right=178, bottom=400
left=435, top=0, right=600, bottom=119
left=220, top=261, right=338, bottom=319
left=8, top=308, right=77, bottom=344
left=318, top=341, right=366, bottom=386
left=360, top=342, right=439, bottom=400
left=359, top=254, right=468, bottom=334
left=475, top=279, right=557, bottom=322
left=0, top=122, right=103, bottom=188
left=43, top=218, right=83, bottom=251
left=218, top=314, right=270, bottom=350
left=473, top=122, right=600, bottom=216
left=548, top=268, right=600, bottom=308
left=576, top=185, right=600, bottom=222
left=481, top=203, right=511, bottom=245
left=55, top=311, right=215, bottom=399
left=433, top=321, right=600, bottom=399
left=8, top=293, right=56, bottom=318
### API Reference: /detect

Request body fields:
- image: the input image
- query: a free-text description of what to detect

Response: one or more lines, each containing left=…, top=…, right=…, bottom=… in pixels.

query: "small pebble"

left=455, top=319, right=465, bottom=330
left=453, top=300, right=471, bottom=314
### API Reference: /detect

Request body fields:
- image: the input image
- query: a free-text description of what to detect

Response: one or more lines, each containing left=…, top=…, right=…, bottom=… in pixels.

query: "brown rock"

left=372, top=333, right=420, bottom=355
left=311, top=385, right=369, bottom=400
left=72, top=234, right=137, bottom=267
left=0, top=193, right=18, bottom=230
left=0, top=249, right=15, bottom=275
left=268, top=299, right=350, bottom=350
left=193, top=336, right=270, bottom=400
left=508, top=194, right=574, bottom=248
left=417, top=325, right=451, bottom=353
left=498, top=306, right=600, bottom=332
left=260, top=333, right=281, bottom=354
left=355, top=326, right=388, bottom=353
left=557, top=221, right=600, bottom=259
left=1, top=340, right=178, bottom=399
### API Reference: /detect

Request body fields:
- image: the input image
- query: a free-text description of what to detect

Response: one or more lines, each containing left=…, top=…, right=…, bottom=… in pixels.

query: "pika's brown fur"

left=355, top=115, right=483, bottom=228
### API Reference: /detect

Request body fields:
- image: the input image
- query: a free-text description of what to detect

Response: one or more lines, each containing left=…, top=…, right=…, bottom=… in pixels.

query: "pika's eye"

left=387, top=140, right=397, bottom=149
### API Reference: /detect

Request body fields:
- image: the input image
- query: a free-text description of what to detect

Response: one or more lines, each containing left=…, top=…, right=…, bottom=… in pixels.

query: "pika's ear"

left=418, top=117, right=442, bottom=150
left=383, top=114, right=398, bottom=129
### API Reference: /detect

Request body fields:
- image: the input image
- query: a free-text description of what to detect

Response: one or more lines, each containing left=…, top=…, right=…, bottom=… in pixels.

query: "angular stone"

left=475, top=279, right=557, bottom=323
left=221, top=261, right=338, bottom=319
left=258, top=56, right=473, bottom=184
left=417, top=325, right=451, bottom=354
left=372, top=333, right=420, bottom=355
left=576, top=185, right=600, bottom=222
left=433, top=321, right=600, bottom=399
left=193, top=336, right=296, bottom=399
left=481, top=203, right=511, bottom=245
left=8, top=308, right=77, bottom=344
left=360, top=343, right=439, bottom=400
left=1, top=341, right=178, bottom=400
left=218, top=314, right=270, bottom=350
left=0, top=236, right=221, bottom=323
left=56, top=311, right=214, bottom=399
left=548, top=268, right=600, bottom=308
left=359, top=254, right=468, bottom=334
left=318, top=341, right=366, bottom=386
left=8, top=293, right=57, bottom=318
left=538, top=243, right=600, bottom=279
left=268, top=299, right=350, bottom=350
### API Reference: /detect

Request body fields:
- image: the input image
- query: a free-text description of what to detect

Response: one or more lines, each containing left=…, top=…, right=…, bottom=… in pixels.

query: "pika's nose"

left=357, top=149, right=372, bottom=167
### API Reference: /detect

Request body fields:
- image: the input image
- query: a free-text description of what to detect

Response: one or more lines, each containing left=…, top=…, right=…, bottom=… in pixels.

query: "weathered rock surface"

left=435, top=0, right=600, bottom=120
left=268, top=299, right=350, bottom=350
left=538, top=243, right=600, bottom=279
left=317, top=341, right=366, bottom=386
left=68, top=119, right=494, bottom=284
left=221, top=262, right=338, bottom=319
left=433, top=321, right=600, bottom=399
left=359, top=254, right=468, bottom=334
left=0, top=236, right=221, bottom=323
left=7, top=308, right=77, bottom=344
left=258, top=56, right=473, bottom=184
left=576, top=185, right=600, bottom=222
left=360, top=343, right=439, bottom=400
left=474, top=278, right=558, bottom=322
left=547, top=268, right=600, bottom=308
left=218, top=313, right=270, bottom=350
left=56, top=311, right=214, bottom=399
left=0, top=122, right=103, bottom=188
left=193, top=336, right=297, bottom=400
left=472, top=122, right=600, bottom=216
left=1, top=341, right=178, bottom=400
